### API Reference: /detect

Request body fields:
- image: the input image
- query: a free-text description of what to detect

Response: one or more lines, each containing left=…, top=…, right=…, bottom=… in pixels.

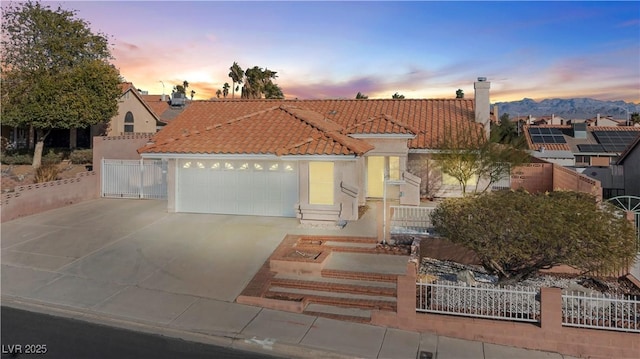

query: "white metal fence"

left=416, top=280, right=540, bottom=323
left=102, top=159, right=167, bottom=199
left=562, top=290, right=640, bottom=333
left=390, top=206, right=434, bottom=235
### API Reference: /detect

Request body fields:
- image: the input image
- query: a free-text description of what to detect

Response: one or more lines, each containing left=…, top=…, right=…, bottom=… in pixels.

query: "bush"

left=34, top=163, right=60, bottom=183
left=1, top=153, right=33, bottom=165
left=42, top=149, right=64, bottom=165
left=69, top=149, right=93, bottom=164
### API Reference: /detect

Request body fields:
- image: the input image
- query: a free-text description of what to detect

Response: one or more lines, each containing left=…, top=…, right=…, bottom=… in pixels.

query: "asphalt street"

left=1, top=306, right=283, bottom=359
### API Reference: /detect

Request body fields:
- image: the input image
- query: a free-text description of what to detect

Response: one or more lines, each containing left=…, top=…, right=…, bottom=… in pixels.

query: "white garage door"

left=177, top=159, right=298, bottom=217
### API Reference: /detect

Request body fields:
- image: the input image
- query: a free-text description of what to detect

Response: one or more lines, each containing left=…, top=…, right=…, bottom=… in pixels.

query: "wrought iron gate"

left=102, top=159, right=167, bottom=199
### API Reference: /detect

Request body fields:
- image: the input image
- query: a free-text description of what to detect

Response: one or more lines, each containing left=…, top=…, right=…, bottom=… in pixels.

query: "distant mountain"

left=494, top=98, right=640, bottom=120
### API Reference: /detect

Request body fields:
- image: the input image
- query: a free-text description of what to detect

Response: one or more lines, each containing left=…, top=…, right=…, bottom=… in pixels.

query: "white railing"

left=562, top=290, right=640, bottom=333
left=417, top=280, right=540, bottom=323
left=390, top=205, right=434, bottom=234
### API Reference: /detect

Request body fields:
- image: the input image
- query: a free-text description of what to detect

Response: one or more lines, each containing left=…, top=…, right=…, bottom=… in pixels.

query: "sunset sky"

left=50, top=1, right=640, bottom=103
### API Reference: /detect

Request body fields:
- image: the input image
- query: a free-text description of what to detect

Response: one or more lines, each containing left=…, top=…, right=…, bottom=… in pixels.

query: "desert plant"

left=34, top=163, right=60, bottom=183
left=69, top=149, right=93, bottom=164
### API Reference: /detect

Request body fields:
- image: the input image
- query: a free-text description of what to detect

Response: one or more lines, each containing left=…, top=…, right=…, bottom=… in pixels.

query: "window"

left=309, top=162, right=334, bottom=205
left=124, top=111, right=134, bottom=133
left=389, top=156, right=400, bottom=180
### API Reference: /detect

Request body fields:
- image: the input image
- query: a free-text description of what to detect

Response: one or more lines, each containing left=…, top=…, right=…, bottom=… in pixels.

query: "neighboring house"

left=138, top=78, right=493, bottom=223
left=523, top=123, right=640, bottom=169
left=1, top=82, right=165, bottom=150
left=105, top=83, right=166, bottom=136
left=584, top=133, right=640, bottom=199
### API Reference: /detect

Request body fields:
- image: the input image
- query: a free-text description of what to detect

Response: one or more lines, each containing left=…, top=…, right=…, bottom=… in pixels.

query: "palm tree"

left=215, top=89, right=222, bottom=98
left=222, top=83, right=230, bottom=98
left=392, top=92, right=405, bottom=99
left=190, top=90, right=195, bottom=100
left=228, top=62, right=243, bottom=98
left=355, top=92, right=368, bottom=99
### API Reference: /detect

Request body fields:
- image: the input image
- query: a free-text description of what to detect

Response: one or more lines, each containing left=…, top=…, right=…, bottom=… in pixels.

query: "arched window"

left=124, top=112, right=134, bottom=132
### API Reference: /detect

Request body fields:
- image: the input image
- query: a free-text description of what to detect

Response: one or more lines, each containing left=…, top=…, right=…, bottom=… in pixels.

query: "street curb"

left=1, top=295, right=362, bottom=359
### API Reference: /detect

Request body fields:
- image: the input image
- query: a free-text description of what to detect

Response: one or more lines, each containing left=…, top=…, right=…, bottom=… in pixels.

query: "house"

left=137, top=78, right=493, bottom=223
left=105, top=82, right=166, bottom=136
left=523, top=123, right=640, bottom=169
left=584, top=133, right=640, bottom=199
left=1, top=82, right=166, bottom=150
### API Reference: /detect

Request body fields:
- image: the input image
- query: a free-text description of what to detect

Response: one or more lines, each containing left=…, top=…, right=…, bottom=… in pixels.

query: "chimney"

left=474, top=77, right=491, bottom=139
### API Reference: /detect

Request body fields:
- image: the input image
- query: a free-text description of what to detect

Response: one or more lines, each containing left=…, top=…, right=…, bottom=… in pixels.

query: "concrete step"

left=303, top=303, right=371, bottom=323
left=265, top=287, right=397, bottom=312
left=270, top=277, right=396, bottom=297
left=274, top=273, right=396, bottom=288
left=320, top=269, right=398, bottom=283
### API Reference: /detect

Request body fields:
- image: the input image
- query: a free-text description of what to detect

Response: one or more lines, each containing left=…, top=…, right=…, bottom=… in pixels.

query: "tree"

left=392, top=92, right=405, bottom=99
left=631, top=112, right=640, bottom=125
left=215, top=89, right=222, bottom=98
left=228, top=62, right=243, bottom=98
left=433, top=123, right=529, bottom=194
left=355, top=92, right=368, bottom=99
left=241, top=66, right=282, bottom=99
left=491, top=113, right=526, bottom=148
left=456, top=89, right=464, bottom=98
left=1, top=1, right=121, bottom=168
left=431, top=190, right=637, bottom=283
left=222, top=83, right=230, bottom=98
left=190, top=90, right=195, bottom=100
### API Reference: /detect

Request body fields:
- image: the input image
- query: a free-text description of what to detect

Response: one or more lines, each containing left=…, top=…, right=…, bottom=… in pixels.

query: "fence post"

left=540, top=287, right=562, bottom=331
left=397, top=261, right=418, bottom=323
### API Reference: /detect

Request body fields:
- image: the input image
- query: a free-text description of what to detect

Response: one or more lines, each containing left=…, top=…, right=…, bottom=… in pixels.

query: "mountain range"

left=493, top=98, right=640, bottom=120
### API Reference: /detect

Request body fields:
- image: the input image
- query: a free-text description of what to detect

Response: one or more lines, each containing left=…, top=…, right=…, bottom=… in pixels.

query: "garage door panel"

left=177, top=160, right=298, bottom=217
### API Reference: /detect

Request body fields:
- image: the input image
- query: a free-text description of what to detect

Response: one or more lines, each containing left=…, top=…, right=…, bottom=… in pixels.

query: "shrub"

left=34, top=163, right=60, bottom=183
left=42, top=149, right=64, bottom=165
left=1, top=153, right=33, bottom=165
left=69, top=149, right=93, bottom=164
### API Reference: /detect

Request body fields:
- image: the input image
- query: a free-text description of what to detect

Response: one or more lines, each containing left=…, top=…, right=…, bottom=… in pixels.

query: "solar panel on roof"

left=528, top=128, right=566, bottom=144
left=593, top=131, right=640, bottom=148
left=577, top=144, right=605, bottom=152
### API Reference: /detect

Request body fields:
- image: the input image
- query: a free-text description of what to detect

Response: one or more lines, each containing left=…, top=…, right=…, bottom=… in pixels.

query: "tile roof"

left=139, top=99, right=482, bottom=156
left=141, top=95, right=172, bottom=122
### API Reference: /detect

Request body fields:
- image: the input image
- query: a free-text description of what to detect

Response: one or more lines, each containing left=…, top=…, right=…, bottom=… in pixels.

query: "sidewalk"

left=1, top=199, right=578, bottom=358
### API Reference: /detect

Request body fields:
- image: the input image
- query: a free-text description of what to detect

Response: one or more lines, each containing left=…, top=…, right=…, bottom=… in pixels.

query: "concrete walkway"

left=1, top=199, right=578, bottom=358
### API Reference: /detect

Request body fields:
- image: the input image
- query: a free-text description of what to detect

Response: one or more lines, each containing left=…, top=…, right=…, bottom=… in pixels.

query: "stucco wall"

left=1, top=172, right=97, bottom=222
left=108, top=91, right=157, bottom=135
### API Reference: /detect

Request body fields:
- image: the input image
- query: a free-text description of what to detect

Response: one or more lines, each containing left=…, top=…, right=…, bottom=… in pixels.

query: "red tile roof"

left=141, top=95, right=171, bottom=121
left=139, top=99, right=482, bottom=156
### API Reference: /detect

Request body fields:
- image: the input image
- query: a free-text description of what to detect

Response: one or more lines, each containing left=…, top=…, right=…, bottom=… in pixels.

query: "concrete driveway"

left=2, top=198, right=377, bottom=305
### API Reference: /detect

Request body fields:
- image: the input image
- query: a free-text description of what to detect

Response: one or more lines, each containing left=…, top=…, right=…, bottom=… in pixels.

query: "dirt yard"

left=1, top=162, right=90, bottom=193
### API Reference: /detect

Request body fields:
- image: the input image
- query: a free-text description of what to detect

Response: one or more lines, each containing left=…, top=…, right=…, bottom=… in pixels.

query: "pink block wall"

left=1, top=172, right=97, bottom=223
